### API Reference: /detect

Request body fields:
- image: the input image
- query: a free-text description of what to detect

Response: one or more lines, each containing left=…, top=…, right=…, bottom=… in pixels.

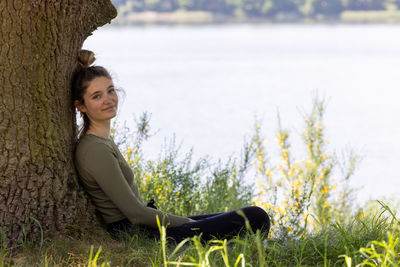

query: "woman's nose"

left=103, top=93, right=115, bottom=104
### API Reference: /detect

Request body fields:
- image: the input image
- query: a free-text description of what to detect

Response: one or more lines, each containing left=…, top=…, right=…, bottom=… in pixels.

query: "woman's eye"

left=108, top=88, right=115, bottom=94
left=93, top=95, right=100, bottom=100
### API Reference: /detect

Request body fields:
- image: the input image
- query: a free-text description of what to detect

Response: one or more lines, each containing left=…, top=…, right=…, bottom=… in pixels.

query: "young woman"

left=72, top=50, right=270, bottom=241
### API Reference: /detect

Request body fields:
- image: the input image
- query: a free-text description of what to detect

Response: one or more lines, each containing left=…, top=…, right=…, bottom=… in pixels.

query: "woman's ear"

left=74, top=100, right=87, bottom=113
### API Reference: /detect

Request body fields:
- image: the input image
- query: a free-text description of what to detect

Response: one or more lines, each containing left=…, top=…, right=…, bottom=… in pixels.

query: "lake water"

left=83, top=24, right=400, bottom=204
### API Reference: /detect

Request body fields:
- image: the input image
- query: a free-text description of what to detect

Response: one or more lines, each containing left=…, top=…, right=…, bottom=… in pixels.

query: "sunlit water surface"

left=84, top=24, right=400, bottom=204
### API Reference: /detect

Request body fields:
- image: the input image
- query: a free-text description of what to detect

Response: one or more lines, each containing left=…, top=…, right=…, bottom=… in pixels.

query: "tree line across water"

left=111, top=0, right=400, bottom=20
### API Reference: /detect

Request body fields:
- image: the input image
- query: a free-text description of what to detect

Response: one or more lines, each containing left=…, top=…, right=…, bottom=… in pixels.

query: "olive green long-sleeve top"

left=74, top=134, right=190, bottom=228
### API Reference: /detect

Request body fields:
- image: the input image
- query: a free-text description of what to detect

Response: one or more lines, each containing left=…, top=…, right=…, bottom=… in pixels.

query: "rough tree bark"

left=0, top=1, right=117, bottom=242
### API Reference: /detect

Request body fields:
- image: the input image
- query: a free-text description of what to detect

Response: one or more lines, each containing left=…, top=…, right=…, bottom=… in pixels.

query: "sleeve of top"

left=129, top=175, right=144, bottom=204
left=82, top=143, right=190, bottom=228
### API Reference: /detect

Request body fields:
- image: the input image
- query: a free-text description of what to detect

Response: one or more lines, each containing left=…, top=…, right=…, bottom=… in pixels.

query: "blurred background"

left=83, top=0, right=400, bottom=204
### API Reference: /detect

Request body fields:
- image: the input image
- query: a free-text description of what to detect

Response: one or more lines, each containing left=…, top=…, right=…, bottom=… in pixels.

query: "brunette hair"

left=72, top=50, right=112, bottom=138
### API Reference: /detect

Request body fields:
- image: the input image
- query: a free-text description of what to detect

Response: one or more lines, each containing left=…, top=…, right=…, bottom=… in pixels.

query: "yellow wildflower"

left=321, top=186, right=329, bottom=194
left=289, top=167, right=295, bottom=178
left=293, top=180, right=301, bottom=189
left=294, top=163, right=300, bottom=171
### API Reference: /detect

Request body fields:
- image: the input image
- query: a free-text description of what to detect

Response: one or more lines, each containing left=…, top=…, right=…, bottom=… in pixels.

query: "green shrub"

left=113, top=112, right=253, bottom=216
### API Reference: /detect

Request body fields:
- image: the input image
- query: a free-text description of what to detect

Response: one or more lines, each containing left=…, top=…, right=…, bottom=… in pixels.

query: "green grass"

left=1, top=202, right=399, bottom=266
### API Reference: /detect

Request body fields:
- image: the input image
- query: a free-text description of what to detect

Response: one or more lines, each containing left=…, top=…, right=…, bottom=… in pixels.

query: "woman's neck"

left=86, top=121, right=111, bottom=139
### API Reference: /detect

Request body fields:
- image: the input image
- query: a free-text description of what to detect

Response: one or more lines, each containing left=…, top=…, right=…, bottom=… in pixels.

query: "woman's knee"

left=241, top=206, right=268, bottom=218
left=240, top=206, right=270, bottom=230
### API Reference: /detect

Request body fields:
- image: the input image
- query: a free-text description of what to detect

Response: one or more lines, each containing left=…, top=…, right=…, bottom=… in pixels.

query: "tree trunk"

left=0, top=0, right=117, bottom=242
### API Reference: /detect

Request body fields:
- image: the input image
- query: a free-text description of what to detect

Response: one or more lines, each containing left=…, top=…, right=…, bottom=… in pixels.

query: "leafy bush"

left=251, top=96, right=360, bottom=237
left=113, top=112, right=253, bottom=216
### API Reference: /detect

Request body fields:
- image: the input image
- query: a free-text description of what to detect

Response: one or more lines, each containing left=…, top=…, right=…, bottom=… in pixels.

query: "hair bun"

left=78, top=50, right=96, bottom=67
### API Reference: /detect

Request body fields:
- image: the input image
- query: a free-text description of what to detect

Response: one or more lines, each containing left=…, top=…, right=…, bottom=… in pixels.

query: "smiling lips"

left=102, top=106, right=115, bottom=112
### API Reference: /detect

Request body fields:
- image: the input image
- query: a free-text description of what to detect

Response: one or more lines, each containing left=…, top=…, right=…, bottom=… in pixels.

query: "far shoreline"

left=111, top=10, right=400, bottom=26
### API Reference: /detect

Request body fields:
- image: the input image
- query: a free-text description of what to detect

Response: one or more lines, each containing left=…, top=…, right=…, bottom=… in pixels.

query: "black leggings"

left=107, top=206, right=270, bottom=242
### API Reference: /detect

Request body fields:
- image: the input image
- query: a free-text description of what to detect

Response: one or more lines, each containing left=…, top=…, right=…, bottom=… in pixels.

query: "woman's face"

left=75, top=76, right=118, bottom=124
